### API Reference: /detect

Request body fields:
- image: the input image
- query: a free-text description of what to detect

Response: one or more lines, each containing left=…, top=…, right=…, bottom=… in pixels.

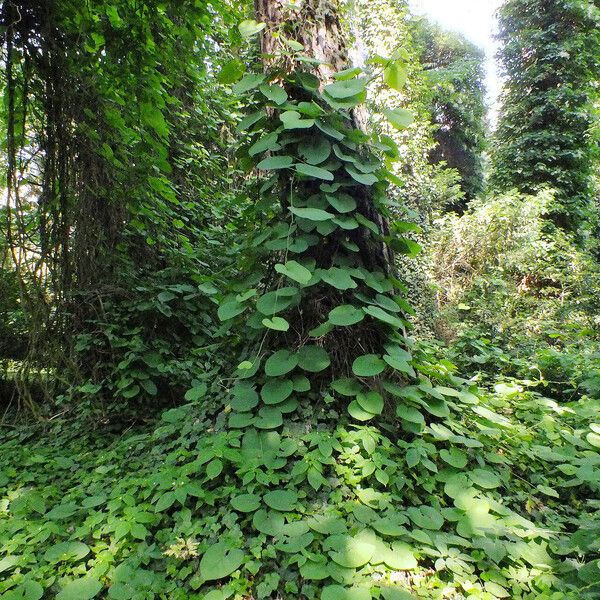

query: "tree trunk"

left=255, top=0, right=395, bottom=276
left=254, top=0, right=347, bottom=82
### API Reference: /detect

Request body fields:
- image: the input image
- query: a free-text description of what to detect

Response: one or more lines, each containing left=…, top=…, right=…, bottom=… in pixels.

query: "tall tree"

left=414, top=19, right=487, bottom=209
left=253, top=0, right=395, bottom=277
left=491, top=0, right=600, bottom=234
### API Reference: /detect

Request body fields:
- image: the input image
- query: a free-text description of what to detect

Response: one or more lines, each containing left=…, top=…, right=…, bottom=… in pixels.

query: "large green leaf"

left=275, top=260, right=312, bottom=284
left=249, top=132, right=280, bottom=156
left=259, top=83, right=288, bottom=105
left=281, top=110, right=315, bottom=129
left=300, top=560, right=329, bottom=580
left=297, top=345, right=331, bottom=372
left=329, top=530, right=375, bottom=568
left=331, top=378, right=362, bottom=396
left=257, top=155, right=293, bottom=170
left=326, top=193, right=356, bottom=213
left=43, top=542, right=90, bottom=563
left=298, top=138, right=332, bottom=165
left=256, top=288, right=298, bottom=315
left=469, top=468, right=502, bottom=489
left=262, top=317, right=290, bottom=331
left=238, top=19, right=266, bottom=39
left=200, top=542, right=244, bottom=581
left=328, top=305, right=364, bottom=326
left=218, top=300, right=246, bottom=321
left=324, top=78, right=367, bottom=99
left=383, top=108, right=414, bottom=130
left=352, top=354, right=386, bottom=377
left=348, top=401, right=377, bottom=421
left=253, top=509, right=286, bottom=536
left=319, top=267, right=357, bottom=290
left=254, top=407, right=283, bottom=429
left=232, top=73, right=265, bottom=94
left=263, top=490, right=298, bottom=512
left=295, top=163, right=334, bottom=181
left=383, top=541, right=417, bottom=570
left=440, top=448, right=468, bottom=469
left=56, top=578, right=102, bottom=600
left=290, top=206, right=334, bottom=221
left=217, top=59, right=246, bottom=84
left=231, top=383, right=259, bottom=412
left=322, top=586, right=370, bottom=600
left=346, top=165, right=378, bottom=185
left=383, top=61, right=408, bottom=91
left=231, top=494, right=261, bottom=513
left=265, top=350, right=298, bottom=377
left=356, top=391, right=384, bottom=415
left=261, top=379, right=294, bottom=405
left=406, top=506, right=444, bottom=530
left=363, top=305, right=403, bottom=328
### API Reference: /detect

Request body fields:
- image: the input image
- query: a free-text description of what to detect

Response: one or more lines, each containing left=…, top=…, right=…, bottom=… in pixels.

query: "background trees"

left=0, top=1, right=599, bottom=598
left=491, top=0, right=600, bottom=235
left=414, top=19, right=487, bottom=210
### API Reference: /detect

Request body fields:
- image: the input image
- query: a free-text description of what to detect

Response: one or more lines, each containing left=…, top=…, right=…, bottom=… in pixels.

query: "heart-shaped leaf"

left=352, top=354, right=386, bottom=377
left=262, top=316, right=290, bottom=331
left=265, top=349, right=298, bottom=377
left=263, top=489, right=298, bottom=512
left=261, top=379, right=294, bottom=405
left=56, top=578, right=102, bottom=600
left=290, top=206, right=334, bottom=221
left=295, top=163, right=334, bottom=181
left=231, top=494, right=261, bottom=513
left=324, top=78, right=367, bottom=99
left=275, top=260, right=313, bottom=284
left=356, top=391, right=384, bottom=415
left=257, top=155, right=293, bottom=170
left=259, top=83, right=288, bottom=105
left=383, top=107, right=414, bottom=130
left=238, top=19, right=266, bottom=39
left=297, top=345, right=331, bottom=372
left=200, top=542, right=244, bottom=581
left=328, top=305, right=364, bottom=326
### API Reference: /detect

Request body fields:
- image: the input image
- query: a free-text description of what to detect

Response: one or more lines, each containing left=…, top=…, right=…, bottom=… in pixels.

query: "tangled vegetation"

left=0, top=0, right=599, bottom=599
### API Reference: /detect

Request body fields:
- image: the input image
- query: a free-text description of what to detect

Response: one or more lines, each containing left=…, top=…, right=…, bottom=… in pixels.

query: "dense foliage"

left=0, top=0, right=241, bottom=409
left=413, top=19, right=487, bottom=209
left=491, top=0, right=600, bottom=235
left=0, top=0, right=599, bottom=599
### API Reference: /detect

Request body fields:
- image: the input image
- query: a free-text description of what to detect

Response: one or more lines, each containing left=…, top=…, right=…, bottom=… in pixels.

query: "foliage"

left=1, top=343, right=600, bottom=599
left=351, top=0, right=465, bottom=339
left=413, top=19, right=488, bottom=208
left=491, top=0, right=600, bottom=234
left=428, top=188, right=600, bottom=417
left=0, top=1, right=599, bottom=599
left=429, top=189, right=600, bottom=344
left=0, top=0, right=243, bottom=409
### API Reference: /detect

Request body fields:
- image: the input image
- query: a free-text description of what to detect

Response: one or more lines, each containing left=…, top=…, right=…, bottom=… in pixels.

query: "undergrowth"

left=1, top=341, right=599, bottom=599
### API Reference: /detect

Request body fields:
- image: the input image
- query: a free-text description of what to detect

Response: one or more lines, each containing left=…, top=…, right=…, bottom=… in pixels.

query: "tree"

left=491, top=0, right=600, bottom=235
left=413, top=19, right=487, bottom=209
left=252, top=0, right=396, bottom=277
left=0, top=0, right=240, bottom=407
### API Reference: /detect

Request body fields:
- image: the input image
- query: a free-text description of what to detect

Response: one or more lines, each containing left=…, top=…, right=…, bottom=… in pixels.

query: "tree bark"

left=254, top=0, right=347, bottom=82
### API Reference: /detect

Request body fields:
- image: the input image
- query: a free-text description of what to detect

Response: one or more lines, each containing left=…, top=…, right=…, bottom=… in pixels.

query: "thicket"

left=0, top=0, right=599, bottom=599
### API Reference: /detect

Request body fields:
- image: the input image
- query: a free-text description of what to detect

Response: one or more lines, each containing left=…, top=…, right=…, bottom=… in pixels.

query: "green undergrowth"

left=1, top=347, right=599, bottom=599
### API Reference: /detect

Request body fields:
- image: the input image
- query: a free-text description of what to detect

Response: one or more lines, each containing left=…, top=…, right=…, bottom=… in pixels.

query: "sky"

left=409, top=0, right=503, bottom=122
